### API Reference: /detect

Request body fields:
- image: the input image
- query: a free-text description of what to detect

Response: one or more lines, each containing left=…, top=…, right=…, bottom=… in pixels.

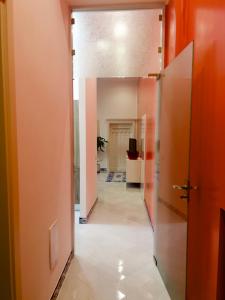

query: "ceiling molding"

left=68, top=1, right=166, bottom=10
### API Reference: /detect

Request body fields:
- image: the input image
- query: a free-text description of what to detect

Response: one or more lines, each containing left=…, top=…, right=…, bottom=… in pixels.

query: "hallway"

left=57, top=174, right=170, bottom=300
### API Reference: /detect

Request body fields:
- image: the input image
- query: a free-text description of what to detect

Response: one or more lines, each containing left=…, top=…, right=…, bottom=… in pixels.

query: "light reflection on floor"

left=57, top=173, right=170, bottom=300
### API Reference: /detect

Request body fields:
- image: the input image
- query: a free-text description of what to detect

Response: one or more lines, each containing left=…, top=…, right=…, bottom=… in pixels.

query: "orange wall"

left=165, top=1, right=225, bottom=298
left=137, top=78, right=156, bottom=225
left=86, top=79, right=97, bottom=215
left=8, top=0, right=73, bottom=299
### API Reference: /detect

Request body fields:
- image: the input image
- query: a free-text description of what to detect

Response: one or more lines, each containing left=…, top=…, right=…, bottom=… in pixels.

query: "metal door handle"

left=172, top=185, right=198, bottom=191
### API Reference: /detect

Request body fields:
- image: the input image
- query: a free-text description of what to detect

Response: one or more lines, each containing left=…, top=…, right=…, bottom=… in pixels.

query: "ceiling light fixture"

left=114, top=22, right=128, bottom=38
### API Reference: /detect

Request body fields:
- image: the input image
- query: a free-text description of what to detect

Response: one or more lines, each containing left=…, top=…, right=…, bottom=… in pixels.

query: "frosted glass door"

left=72, top=9, right=162, bottom=78
left=154, top=42, right=194, bottom=300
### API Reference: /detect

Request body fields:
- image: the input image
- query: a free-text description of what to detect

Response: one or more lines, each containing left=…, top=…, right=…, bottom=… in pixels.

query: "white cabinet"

left=126, top=158, right=141, bottom=183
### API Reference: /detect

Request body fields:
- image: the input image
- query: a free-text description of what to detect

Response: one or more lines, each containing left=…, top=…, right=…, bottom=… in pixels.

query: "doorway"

left=59, top=6, right=174, bottom=300
left=108, top=122, right=134, bottom=172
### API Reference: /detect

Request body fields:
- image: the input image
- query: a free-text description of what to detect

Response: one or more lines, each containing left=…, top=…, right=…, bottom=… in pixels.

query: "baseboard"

left=126, top=182, right=141, bottom=188
left=79, top=198, right=98, bottom=224
left=50, top=251, right=73, bottom=300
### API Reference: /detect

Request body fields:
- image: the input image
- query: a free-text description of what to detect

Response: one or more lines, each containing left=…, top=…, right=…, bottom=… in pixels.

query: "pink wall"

left=86, top=79, right=97, bottom=215
left=8, top=0, right=73, bottom=299
left=137, top=78, right=156, bottom=225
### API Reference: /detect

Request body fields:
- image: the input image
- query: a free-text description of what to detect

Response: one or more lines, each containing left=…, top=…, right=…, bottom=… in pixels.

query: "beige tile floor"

left=57, top=173, right=170, bottom=300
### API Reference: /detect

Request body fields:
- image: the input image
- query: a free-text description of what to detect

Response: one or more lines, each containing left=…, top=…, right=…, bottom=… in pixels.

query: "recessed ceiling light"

left=114, top=23, right=128, bottom=38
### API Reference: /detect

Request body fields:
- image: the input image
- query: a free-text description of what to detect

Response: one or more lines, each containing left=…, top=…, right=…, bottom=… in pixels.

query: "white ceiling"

left=67, top=0, right=167, bottom=9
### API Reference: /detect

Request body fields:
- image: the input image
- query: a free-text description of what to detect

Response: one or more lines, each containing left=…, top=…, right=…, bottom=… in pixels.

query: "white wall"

left=97, top=78, right=138, bottom=169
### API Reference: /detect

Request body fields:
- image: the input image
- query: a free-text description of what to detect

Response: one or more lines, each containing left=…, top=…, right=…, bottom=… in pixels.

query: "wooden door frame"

left=0, top=2, right=21, bottom=299
left=70, top=9, right=75, bottom=257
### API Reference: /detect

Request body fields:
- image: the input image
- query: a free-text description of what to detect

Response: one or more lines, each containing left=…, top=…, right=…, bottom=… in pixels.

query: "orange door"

left=154, top=42, right=194, bottom=300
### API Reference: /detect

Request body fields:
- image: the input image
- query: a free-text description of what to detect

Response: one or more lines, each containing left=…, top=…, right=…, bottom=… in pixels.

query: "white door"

left=109, top=123, right=133, bottom=172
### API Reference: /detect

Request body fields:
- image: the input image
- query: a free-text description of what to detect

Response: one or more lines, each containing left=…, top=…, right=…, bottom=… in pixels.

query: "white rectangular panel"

left=72, top=9, right=162, bottom=78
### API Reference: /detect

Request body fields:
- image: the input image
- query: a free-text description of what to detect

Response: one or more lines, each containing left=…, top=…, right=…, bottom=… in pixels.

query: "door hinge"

left=72, top=49, right=76, bottom=56
left=159, top=14, right=163, bottom=21
left=157, top=140, right=160, bottom=152
left=148, top=73, right=161, bottom=80
left=71, top=18, right=75, bottom=25
left=158, top=46, right=162, bottom=54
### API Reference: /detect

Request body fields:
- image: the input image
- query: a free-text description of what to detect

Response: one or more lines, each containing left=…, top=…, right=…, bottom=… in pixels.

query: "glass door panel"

left=72, top=9, right=162, bottom=78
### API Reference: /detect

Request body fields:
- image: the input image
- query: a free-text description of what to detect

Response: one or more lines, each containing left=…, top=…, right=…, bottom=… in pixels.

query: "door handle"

left=173, top=184, right=198, bottom=201
left=172, top=185, right=198, bottom=191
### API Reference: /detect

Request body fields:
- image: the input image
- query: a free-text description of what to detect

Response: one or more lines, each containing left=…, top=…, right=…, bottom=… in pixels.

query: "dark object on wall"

left=127, top=138, right=139, bottom=160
